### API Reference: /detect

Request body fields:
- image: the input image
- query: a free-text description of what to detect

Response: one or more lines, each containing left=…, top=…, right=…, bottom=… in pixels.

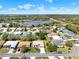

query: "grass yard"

left=13, top=49, right=16, bottom=53
left=57, top=47, right=69, bottom=52
left=30, top=47, right=40, bottom=52
left=10, top=57, right=20, bottom=59
left=68, top=40, right=76, bottom=44
left=57, top=46, right=74, bottom=53
left=44, top=40, right=48, bottom=52
left=65, top=56, right=79, bottom=59
left=44, top=36, right=54, bottom=52
left=44, top=40, right=52, bottom=52
left=0, top=48, right=9, bottom=53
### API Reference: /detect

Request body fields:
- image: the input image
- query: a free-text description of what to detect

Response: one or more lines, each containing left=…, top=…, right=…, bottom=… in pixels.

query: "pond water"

left=18, top=20, right=51, bottom=26
left=0, top=19, right=53, bottom=26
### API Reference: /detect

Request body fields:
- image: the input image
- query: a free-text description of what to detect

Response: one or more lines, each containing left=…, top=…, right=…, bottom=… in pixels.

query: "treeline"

left=48, top=15, right=79, bottom=24
left=66, top=24, right=79, bottom=34
left=0, top=15, right=49, bottom=21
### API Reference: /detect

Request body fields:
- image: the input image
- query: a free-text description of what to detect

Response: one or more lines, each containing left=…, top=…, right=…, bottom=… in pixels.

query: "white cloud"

left=50, top=7, right=58, bottom=10
left=72, top=2, right=76, bottom=5
left=46, top=0, right=53, bottom=3
left=18, top=4, right=36, bottom=10
left=0, top=5, right=2, bottom=9
left=1, top=6, right=79, bottom=14
left=18, top=5, right=23, bottom=9
left=37, top=6, right=45, bottom=11
left=8, top=8, right=17, bottom=11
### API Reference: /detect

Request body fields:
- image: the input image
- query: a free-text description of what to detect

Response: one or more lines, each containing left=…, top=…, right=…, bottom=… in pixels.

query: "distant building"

left=62, top=29, right=75, bottom=37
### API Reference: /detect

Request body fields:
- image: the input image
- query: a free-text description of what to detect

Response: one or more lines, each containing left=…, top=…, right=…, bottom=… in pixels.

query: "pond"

left=18, top=20, right=51, bottom=26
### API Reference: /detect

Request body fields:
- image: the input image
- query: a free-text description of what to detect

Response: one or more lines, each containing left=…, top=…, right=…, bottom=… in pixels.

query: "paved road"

left=0, top=52, right=79, bottom=57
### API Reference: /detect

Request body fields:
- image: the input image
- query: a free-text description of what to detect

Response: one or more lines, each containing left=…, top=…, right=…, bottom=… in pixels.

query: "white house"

left=3, top=41, right=19, bottom=48
left=14, top=31, right=22, bottom=35
left=52, top=36, right=65, bottom=47
left=0, top=28, right=8, bottom=32
left=31, top=27, right=39, bottom=34
left=0, top=23, right=9, bottom=27
left=32, top=40, right=44, bottom=48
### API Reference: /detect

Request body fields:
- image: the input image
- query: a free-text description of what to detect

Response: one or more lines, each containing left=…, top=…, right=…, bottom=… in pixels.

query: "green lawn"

left=57, top=45, right=74, bottom=53
left=65, top=56, right=79, bottom=59
left=30, top=47, right=40, bottom=52
left=44, top=36, right=55, bottom=52
left=0, top=48, right=9, bottom=53
left=13, top=49, right=16, bottom=53
left=10, top=57, right=19, bottom=59
left=44, top=40, right=51, bottom=52
left=57, top=47, right=69, bottom=52
left=35, top=57, right=49, bottom=59
left=67, top=40, right=76, bottom=44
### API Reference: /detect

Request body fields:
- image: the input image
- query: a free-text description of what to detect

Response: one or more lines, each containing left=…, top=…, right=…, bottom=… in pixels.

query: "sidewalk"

left=30, top=57, right=35, bottom=59
left=48, top=56, right=57, bottom=59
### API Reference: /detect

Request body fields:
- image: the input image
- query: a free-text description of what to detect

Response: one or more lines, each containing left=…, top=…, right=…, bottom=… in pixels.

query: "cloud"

left=46, top=0, right=53, bottom=3
left=8, top=8, right=17, bottom=11
left=1, top=6, right=79, bottom=14
left=72, top=2, right=76, bottom=5
left=18, top=4, right=36, bottom=10
left=0, top=5, right=2, bottom=9
left=37, top=6, right=45, bottom=11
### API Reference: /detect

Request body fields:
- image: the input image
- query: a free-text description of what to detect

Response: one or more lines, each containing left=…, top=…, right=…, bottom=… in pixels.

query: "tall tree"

left=1, top=33, right=8, bottom=41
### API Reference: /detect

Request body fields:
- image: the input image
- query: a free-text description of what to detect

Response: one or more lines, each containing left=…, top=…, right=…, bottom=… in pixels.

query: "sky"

left=0, top=0, right=79, bottom=14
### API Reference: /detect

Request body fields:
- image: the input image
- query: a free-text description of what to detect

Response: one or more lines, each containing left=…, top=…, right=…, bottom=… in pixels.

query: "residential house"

left=7, top=27, right=16, bottom=34
left=47, top=32, right=57, bottom=39
left=73, top=35, right=79, bottom=44
left=17, top=41, right=31, bottom=48
left=0, top=23, right=9, bottom=27
left=14, top=31, right=22, bottom=35
left=16, top=27, right=23, bottom=31
left=73, top=35, right=79, bottom=40
left=3, top=41, right=19, bottom=49
left=0, top=28, right=8, bottom=32
left=52, top=36, right=65, bottom=47
left=32, top=40, right=44, bottom=48
left=73, top=44, right=79, bottom=52
left=62, top=28, right=75, bottom=37
left=31, top=27, right=39, bottom=34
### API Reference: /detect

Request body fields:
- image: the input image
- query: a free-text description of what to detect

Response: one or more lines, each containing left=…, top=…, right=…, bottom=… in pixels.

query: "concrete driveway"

left=30, top=47, right=45, bottom=59
left=2, top=57, right=10, bottom=59
left=30, top=57, right=35, bottom=59
left=8, top=49, right=14, bottom=53
left=40, top=48, right=45, bottom=53
left=48, top=56, right=58, bottom=59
